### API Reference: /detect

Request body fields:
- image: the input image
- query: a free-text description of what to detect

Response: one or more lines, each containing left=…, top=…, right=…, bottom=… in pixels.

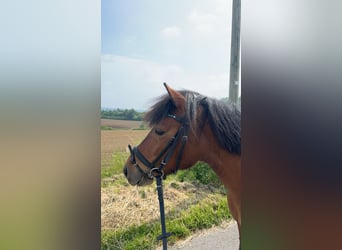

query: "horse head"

left=123, top=83, right=198, bottom=186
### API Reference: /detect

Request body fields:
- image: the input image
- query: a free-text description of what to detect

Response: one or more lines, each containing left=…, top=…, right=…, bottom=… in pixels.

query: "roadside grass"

left=101, top=195, right=230, bottom=250
left=176, top=162, right=222, bottom=187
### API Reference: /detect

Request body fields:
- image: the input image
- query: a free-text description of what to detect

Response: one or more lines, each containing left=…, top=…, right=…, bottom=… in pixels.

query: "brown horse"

left=123, top=83, right=241, bottom=245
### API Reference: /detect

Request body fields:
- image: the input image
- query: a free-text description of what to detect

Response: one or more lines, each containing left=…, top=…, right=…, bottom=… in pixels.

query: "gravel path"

left=158, top=220, right=239, bottom=250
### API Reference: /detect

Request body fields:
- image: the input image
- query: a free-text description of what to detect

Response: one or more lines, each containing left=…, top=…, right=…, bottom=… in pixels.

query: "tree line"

left=101, top=96, right=239, bottom=121
left=101, top=108, right=144, bottom=121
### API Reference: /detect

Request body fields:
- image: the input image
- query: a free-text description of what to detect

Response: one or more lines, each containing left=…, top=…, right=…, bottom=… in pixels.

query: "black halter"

left=128, top=113, right=188, bottom=179
left=127, top=113, right=188, bottom=250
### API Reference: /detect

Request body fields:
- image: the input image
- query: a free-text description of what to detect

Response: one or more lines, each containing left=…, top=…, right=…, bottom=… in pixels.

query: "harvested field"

left=101, top=129, right=149, bottom=168
left=101, top=119, right=145, bottom=130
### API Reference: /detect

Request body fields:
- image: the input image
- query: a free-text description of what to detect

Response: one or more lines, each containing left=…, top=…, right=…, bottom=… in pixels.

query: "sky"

left=101, top=0, right=236, bottom=110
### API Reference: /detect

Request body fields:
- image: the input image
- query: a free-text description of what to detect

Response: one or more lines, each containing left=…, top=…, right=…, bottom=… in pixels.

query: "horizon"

left=100, top=95, right=235, bottom=111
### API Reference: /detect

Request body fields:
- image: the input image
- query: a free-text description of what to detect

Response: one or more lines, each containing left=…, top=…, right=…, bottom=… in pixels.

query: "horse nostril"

left=123, top=166, right=128, bottom=177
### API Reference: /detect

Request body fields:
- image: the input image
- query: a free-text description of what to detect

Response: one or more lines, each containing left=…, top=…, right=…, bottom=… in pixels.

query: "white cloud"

left=101, top=54, right=229, bottom=109
left=160, top=26, right=181, bottom=38
left=101, top=55, right=183, bottom=109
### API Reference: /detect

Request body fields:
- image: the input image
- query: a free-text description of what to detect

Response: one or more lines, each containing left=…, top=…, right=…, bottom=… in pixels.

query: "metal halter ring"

left=149, top=168, right=164, bottom=179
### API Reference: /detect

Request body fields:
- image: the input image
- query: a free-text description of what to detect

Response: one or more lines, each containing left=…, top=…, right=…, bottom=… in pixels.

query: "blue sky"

left=101, top=0, right=236, bottom=110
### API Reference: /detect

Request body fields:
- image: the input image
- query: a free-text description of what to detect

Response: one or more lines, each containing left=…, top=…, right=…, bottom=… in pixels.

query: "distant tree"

left=125, top=109, right=135, bottom=120
left=101, top=108, right=144, bottom=121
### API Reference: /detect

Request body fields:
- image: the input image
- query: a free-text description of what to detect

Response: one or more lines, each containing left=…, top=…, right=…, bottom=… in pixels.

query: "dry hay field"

left=101, top=119, right=144, bottom=130
left=101, top=129, right=148, bottom=151
left=101, top=180, right=219, bottom=231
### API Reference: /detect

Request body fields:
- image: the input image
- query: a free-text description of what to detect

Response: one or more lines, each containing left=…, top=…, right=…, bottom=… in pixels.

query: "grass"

left=102, top=152, right=128, bottom=178
left=176, top=162, right=221, bottom=186
left=101, top=195, right=230, bottom=250
left=101, top=125, right=113, bottom=130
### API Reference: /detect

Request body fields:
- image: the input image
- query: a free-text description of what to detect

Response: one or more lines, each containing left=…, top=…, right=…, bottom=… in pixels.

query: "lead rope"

left=156, top=175, right=172, bottom=249
left=155, top=128, right=187, bottom=249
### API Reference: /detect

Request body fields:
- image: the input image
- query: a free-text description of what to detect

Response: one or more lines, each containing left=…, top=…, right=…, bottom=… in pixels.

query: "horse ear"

left=163, top=82, right=185, bottom=109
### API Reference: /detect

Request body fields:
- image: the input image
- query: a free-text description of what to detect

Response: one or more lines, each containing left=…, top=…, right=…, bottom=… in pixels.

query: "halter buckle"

left=149, top=168, right=164, bottom=179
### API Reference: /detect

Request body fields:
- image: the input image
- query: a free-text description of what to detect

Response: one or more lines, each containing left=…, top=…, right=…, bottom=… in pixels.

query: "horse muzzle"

left=123, top=164, right=154, bottom=186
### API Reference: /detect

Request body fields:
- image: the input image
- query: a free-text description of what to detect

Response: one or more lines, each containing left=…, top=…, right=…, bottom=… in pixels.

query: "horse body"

left=124, top=83, right=241, bottom=246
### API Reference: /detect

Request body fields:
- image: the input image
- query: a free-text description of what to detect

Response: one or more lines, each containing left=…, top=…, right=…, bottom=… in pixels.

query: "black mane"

left=144, top=90, right=241, bottom=155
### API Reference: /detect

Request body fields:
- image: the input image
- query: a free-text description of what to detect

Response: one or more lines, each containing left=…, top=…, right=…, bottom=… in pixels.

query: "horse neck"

left=195, top=122, right=241, bottom=231
left=197, top=123, right=241, bottom=192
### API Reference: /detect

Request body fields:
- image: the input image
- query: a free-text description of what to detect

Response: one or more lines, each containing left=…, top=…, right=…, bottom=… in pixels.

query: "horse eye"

left=155, top=128, right=165, bottom=136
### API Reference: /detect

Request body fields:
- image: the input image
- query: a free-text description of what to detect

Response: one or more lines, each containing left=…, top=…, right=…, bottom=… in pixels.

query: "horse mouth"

left=137, top=175, right=154, bottom=186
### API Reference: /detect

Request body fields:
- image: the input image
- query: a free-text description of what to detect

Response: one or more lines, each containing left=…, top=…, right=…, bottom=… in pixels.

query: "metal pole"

left=229, top=0, right=241, bottom=104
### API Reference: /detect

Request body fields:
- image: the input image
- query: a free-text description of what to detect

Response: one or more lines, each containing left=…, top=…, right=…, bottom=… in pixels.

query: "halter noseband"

left=128, top=113, right=188, bottom=179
